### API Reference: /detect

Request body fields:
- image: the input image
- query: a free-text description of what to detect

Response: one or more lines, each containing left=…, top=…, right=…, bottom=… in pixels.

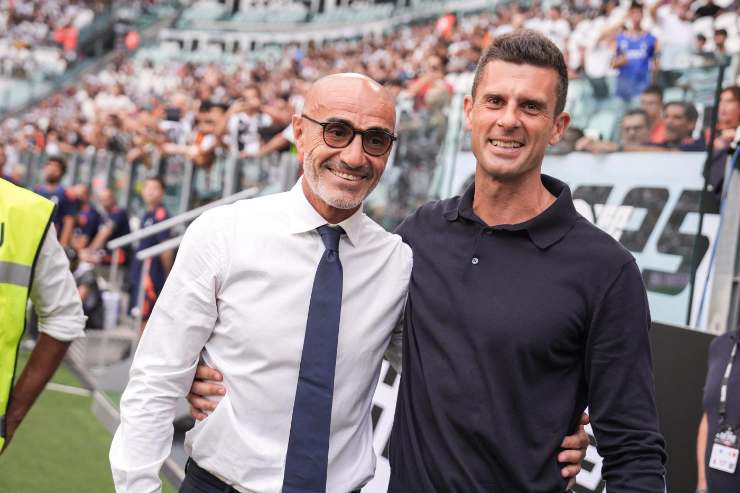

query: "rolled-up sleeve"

left=585, top=259, right=667, bottom=492
left=29, top=226, right=86, bottom=341
left=109, top=211, right=225, bottom=492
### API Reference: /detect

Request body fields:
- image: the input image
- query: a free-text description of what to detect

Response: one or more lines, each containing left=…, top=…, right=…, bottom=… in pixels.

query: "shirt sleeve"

left=585, top=259, right=667, bottom=492
left=384, top=298, right=405, bottom=374
left=29, top=226, right=86, bottom=341
left=61, top=192, right=78, bottom=218
left=109, top=209, right=225, bottom=492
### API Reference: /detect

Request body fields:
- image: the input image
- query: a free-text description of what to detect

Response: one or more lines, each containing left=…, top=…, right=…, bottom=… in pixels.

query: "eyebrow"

left=481, top=94, right=548, bottom=109
left=325, top=116, right=394, bottom=135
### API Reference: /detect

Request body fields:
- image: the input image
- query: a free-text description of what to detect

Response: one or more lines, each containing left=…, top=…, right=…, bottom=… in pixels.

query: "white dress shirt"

left=110, top=179, right=412, bottom=493
left=30, top=226, right=86, bottom=341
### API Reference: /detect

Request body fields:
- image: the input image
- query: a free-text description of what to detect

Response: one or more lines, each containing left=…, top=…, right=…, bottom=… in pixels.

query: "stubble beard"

left=303, top=150, right=374, bottom=210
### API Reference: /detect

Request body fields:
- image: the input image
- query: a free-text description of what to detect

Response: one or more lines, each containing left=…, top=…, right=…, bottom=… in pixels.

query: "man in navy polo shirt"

left=387, top=30, right=666, bottom=492
left=33, top=156, right=77, bottom=247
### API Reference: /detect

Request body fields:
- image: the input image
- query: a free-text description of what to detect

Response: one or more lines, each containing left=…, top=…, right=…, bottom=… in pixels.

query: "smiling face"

left=294, top=74, right=396, bottom=222
left=464, top=61, right=570, bottom=183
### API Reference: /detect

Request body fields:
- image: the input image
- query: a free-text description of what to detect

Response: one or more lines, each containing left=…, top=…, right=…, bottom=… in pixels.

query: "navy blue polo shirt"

left=34, top=184, right=77, bottom=238
left=388, top=174, right=666, bottom=493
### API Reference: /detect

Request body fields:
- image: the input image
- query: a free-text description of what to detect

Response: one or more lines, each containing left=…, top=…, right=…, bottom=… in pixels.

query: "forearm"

left=160, top=250, right=174, bottom=275
left=259, top=134, right=290, bottom=157
left=696, top=413, right=708, bottom=489
left=110, top=353, right=198, bottom=492
left=5, top=334, right=70, bottom=440
left=89, top=224, right=113, bottom=252
left=60, top=216, right=75, bottom=246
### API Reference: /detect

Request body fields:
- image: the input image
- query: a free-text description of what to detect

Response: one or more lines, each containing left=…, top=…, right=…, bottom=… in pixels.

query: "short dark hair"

left=47, top=155, right=67, bottom=175
left=714, top=28, right=728, bottom=38
left=629, top=1, right=643, bottom=11
left=642, top=85, right=663, bottom=101
left=622, top=108, right=650, bottom=126
left=665, top=101, right=699, bottom=123
left=471, top=29, right=569, bottom=115
left=144, top=175, right=165, bottom=190
left=721, top=85, right=740, bottom=104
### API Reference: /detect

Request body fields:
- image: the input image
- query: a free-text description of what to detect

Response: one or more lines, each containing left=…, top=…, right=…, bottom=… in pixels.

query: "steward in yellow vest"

left=0, top=177, right=76, bottom=452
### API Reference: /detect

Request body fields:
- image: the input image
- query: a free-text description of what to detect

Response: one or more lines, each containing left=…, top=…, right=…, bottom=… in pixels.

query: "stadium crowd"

left=0, top=0, right=114, bottom=78
left=1, top=0, right=739, bottom=328
left=2, top=1, right=739, bottom=178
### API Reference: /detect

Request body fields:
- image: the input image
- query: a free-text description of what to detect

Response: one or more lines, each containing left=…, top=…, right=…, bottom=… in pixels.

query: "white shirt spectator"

left=654, top=4, right=695, bottom=70
left=110, top=179, right=412, bottom=493
left=227, top=111, right=273, bottom=154
left=539, top=17, right=572, bottom=52
left=581, top=17, right=615, bottom=79
left=31, top=226, right=86, bottom=341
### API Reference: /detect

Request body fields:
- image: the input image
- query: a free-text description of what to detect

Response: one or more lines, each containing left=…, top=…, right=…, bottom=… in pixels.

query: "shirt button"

left=471, top=257, right=479, bottom=265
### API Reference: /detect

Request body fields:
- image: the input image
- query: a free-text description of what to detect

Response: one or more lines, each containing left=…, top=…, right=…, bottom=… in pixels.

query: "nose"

left=497, top=101, right=521, bottom=130
left=339, top=132, right=366, bottom=167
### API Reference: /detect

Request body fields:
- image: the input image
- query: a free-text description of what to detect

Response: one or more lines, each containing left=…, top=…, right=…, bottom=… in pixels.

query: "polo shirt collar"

left=286, top=178, right=363, bottom=247
left=443, top=174, right=578, bottom=250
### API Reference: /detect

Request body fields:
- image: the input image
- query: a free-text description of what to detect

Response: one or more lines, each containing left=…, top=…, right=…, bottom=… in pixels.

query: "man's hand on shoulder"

left=187, top=364, right=225, bottom=420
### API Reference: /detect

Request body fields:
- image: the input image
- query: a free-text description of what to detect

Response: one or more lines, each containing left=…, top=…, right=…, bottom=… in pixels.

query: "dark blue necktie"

left=283, top=225, right=344, bottom=493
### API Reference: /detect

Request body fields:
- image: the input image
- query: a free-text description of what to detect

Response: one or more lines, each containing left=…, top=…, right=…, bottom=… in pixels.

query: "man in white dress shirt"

left=110, top=74, right=412, bottom=493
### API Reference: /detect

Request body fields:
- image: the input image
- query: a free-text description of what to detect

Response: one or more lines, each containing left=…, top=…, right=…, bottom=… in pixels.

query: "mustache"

left=321, top=159, right=373, bottom=178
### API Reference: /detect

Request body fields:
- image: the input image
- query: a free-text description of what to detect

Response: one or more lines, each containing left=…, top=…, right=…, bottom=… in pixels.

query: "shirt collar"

left=443, top=174, right=579, bottom=250
left=286, top=178, right=364, bottom=247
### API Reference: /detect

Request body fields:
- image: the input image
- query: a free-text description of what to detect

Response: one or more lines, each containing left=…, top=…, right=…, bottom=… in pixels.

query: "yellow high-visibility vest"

left=0, top=178, right=54, bottom=448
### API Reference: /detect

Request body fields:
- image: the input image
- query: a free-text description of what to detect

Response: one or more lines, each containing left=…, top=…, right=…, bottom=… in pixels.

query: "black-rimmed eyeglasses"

left=302, top=114, right=397, bottom=157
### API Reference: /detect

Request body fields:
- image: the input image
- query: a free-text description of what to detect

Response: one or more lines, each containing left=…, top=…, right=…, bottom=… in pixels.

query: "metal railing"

left=107, top=186, right=260, bottom=329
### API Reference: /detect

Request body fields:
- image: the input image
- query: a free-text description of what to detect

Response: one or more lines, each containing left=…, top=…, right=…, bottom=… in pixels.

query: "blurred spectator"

left=550, top=127, right=585, bottom=154
left=407, top=55, right=453, bottom=112
left=714, top=85, right=740, bottom=150
left=0, top=145, right=13, bottom=184
left=222, top=86, right=274, bottom=158
left=578, top=3, right=618, bottom=101
left=33, top=156, right=77, bottom=246
left=71, top=183, right=101, bottom=250
left=660, top=101, right=706, bottom=151
left=713, top=29, right=730, bottom=60
left=576, top=109, right=652, bottom=152
left=651, top=0, right=695, bottom=88
left=612, top=2, right=657, bottom=102
left=85, top=188, right=131, bottom=266
left=52, top=20, right=78, bottom=63
left=537, top=6, right=571, bottom=53
left=640, top=85, right=667, bottom=144
left=706, top=85, right=740, bottom=194
left=65, top=246, right=104, bottom=330
left=129, top=176, right=172, bottom=330
left=693, top=0, right=722, bottom=19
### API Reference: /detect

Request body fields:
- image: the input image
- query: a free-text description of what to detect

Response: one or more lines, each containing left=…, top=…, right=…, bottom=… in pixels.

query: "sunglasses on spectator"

left=302, top=114, right=397, bottom=157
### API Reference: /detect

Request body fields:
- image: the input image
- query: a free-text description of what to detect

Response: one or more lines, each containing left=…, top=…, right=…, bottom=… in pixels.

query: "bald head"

left=303, top=73, right=396, bottom=130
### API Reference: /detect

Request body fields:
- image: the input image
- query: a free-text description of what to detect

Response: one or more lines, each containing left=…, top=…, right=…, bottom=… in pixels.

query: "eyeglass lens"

left=323, top=121, right=392, bottom=156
